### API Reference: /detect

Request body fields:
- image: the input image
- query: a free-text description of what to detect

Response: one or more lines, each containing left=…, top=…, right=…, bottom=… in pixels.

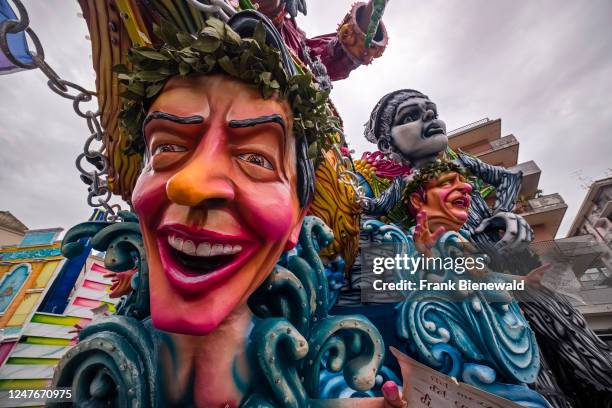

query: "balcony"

left=448, top=118, right=501, bottom=151
left=473, top=134, right=519, bottom=168
left=573, top=286, right=612, bottom=331
left=510, top=161, right=541, bottom=197
left=518, top=193, right=568, bottom=241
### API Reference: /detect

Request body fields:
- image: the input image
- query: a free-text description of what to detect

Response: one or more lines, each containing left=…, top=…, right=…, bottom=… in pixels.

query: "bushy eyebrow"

left=228, top=114, right=286, bottom=134
left=398, top=102, right=437, bottom=112
left=143, top=111, right=204, bottom=133
left=436, top=173, right=458, bottom=184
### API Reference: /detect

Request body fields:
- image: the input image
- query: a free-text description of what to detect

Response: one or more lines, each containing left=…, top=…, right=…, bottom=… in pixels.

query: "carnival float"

left=1, top=0, right=611, bottom=407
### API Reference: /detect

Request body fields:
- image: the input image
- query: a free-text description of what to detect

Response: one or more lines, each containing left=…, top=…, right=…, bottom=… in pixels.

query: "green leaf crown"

left=115, top=18, right=338, bottom=157
left=405, top=159, right=471, bottom=195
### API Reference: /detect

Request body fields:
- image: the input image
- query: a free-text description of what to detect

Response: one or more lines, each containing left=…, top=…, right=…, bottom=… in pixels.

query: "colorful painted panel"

left=0, top=312, right=92, bottom=392
left=0, top=246, right=62, bottom=261
left=0, top=342, right=16, bottom=366
left=37, top=239, right=90, bottom=314
left=6, top=292, right=41, bottom=327
left=0, top=264, right=30, bottom=314
left=0, top=379, right=50, bottom=390
left=10, top=343, right=68, bottom=360
left=0, top=0, right=33, bottom=74
left=33, top=261, right=61, bottom=288
left=19, top=230, right=61, bottom=247
left=64, top=261, right=118, bottom=319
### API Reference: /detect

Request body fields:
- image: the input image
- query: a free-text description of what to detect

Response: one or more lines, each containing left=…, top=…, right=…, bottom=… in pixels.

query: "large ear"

left=284, top=207, right=309, bottom=251
left=377, top=138, right=392, bottom=154
left=409, top=192, right=425, bottom=212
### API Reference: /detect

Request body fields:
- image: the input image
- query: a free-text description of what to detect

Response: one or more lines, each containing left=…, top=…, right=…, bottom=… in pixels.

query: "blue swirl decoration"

left=246, top=216, right=385, bottom=406
left=364, top=221, right=550, bottom=407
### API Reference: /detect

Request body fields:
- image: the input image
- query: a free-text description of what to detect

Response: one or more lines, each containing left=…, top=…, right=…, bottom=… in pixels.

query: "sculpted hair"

left=296, top=135, right=315, bottom=207
left=364, top=89, right=429, bottom=152
left=231, top=11, right=314, bottom=207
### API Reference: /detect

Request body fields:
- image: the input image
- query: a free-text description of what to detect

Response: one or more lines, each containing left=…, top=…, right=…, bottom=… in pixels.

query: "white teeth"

left=196, top=242, right=211, bottom=257
left=169, top=235, right=243, bottom=257
left=168, top=236, right=183, bottom=251
left=183, top=240, right=196, bottom=256
left=211, top=244, right=224, bottom=256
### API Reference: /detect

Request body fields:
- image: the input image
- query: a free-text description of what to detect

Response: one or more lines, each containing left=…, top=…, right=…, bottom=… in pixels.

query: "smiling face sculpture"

left=131, top=74, right=306, bottom=335
left=406, top=161, right=473, bottom=232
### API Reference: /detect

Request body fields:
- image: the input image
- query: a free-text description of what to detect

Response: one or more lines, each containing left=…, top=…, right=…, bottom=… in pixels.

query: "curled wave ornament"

left=303, top=315, right=385, bottom=395
left=397, top=293, right=539, bottom=384
left=393, top=228, right=544, bottom=406
left=61, top=211, right=149, bottom=319
left=462, top=363, right=552, bottom=408
left=247, top=216, right=385, bottom=405
left=247, top=318, right=310, bottom=408
left=52, top=316, right=157, bottom=407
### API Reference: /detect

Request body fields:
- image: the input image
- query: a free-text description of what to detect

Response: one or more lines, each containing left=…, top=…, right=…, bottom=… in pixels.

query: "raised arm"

left=456, top=152, right=522, bottom=213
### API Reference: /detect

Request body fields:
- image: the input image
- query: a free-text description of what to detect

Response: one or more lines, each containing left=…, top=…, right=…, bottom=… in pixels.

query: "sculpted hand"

left=68, top=323, right=84, bottom=345
left=252, top=0, right=282, bottom=15
left=186, top=0, right=237, bottom=21
left=524, top=263, right=551, bottom=288
left=103, top=270, right=136, bottom=298
left=474, top=212, right=533, bottom=254
left=382, top=381, right=407, bottom=408
left=252, top=0, right=306, bottom=18
left=413, top=211, right=445, bottom=257
left=284, top=0, right=307, bottom=17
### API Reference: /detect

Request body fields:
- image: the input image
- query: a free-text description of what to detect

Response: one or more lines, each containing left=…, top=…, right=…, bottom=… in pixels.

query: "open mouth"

left=451, top=197, right=470, bottom=209
left=156, top=225, right=255, bottom=295
left=425, top=126, right=445, bottom=138
left=167, top=235, right=242, bottom=275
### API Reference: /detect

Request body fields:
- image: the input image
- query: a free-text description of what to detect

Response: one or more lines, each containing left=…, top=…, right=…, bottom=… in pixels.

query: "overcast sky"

left=1, top=0, right=611, bottom=238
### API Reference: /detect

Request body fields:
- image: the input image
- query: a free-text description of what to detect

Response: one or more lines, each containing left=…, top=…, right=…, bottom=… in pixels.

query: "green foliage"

left=405, top=160, right=470, bottom=195
left=116, top=18, right=338, bottom=158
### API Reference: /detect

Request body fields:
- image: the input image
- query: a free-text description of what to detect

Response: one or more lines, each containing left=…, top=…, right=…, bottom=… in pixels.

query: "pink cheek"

left=437, top=187, right=454, bottom=206
left=239, top=186, right=296, bottom=242
left=132, top=174, right=169, bottom=225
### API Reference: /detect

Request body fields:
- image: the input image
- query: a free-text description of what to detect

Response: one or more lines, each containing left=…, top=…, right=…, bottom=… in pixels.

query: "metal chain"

left=0, top=0, right=122, bottom=221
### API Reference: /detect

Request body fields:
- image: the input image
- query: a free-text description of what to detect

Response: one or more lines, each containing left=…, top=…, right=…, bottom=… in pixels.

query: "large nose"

left=459, top=180, right=473, bottom=194
left=422, top=109, right=435, bottom=122
left=166, top=141, right=235, bottom=207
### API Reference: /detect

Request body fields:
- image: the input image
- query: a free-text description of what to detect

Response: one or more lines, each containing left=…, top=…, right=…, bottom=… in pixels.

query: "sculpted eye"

left=153, top=144, right=187, bottom=155
left=238, top=153, right=273, bottom=170
left=400, top=109, right=422, bottom=124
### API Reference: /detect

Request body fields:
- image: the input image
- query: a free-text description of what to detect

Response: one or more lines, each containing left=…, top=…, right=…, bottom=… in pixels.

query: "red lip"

left=451, top=197, right=470, bottom=209
left=159, top=224, right=253, bottom=244
left=156, top=224, right=257, bottom=296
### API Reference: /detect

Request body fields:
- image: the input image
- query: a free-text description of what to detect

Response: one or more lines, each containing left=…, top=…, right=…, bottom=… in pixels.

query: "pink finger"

left=382, top=381, right=401, bottom=402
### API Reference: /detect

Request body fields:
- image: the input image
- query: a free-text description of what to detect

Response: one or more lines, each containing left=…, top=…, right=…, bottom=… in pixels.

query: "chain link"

left=0, top=0, right=122, bottom=221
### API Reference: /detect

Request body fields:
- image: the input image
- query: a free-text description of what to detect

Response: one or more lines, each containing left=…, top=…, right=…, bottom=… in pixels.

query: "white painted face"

left=390, top=97, right=448, bottom=166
